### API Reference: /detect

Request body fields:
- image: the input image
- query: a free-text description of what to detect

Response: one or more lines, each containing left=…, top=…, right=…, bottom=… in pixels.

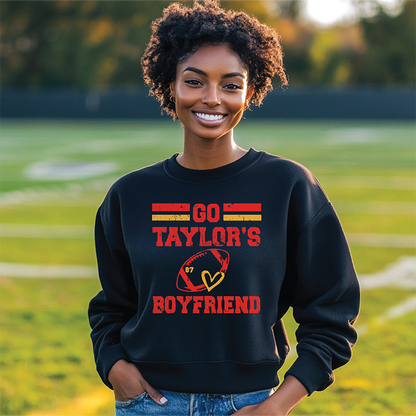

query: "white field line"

left=25, top=161, right=117, bottom=181
left=0, top=224, right=92, bottom=239
left=359, top=256, right=416, bottom=290
left=0, top=262, right=96, bottom=278
left=0, top=179, right=115, bottom=206
left=356, top=256, right=416, bottom=336
left=373, top=294, right=416, bottom=325
left=356, top=295, right=416, bottom=336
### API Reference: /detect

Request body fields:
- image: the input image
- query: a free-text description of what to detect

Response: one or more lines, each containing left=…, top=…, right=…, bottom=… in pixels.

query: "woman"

left=88, top=1, right=360, bottom=415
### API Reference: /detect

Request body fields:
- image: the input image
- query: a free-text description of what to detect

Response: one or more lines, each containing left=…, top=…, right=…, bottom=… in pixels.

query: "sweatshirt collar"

left=164, top=148, right=262, bottom=183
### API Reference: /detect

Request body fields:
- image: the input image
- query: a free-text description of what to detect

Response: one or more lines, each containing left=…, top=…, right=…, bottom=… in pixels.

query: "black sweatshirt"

left=88, top=149, right=360, bottom=395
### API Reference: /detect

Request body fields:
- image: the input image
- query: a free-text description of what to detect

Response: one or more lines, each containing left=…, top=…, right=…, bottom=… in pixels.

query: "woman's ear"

left=244, top=87, right=254, bottom=110
left=169, top=81, right=176, bottom=100
left=246, top=87, right=254, bottom=102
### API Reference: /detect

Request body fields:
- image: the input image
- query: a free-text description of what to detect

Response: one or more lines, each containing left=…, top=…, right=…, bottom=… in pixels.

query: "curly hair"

left=141, top=0, right=288, bottom=118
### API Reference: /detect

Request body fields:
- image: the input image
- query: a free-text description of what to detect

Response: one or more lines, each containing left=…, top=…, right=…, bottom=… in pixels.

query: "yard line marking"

left=0, top=263, right=96, bottom=278
left=25, top=161, right=117, bottom=181
left=0, top=224, right=92, bottom=239
left=359, top=256, right=416, bottom=290
left=356, top=295, right=416, bottom=336
left=27, top=386, right=113, bottom=416
left=346, top=233, right=416, bottom=248
left=0, top=178, right=115, bottom=205
left=333, top=200, right=416, bottom=215
left=374, top=295, right=416, bottom=325
left=326, top=127, right=380, bottom=144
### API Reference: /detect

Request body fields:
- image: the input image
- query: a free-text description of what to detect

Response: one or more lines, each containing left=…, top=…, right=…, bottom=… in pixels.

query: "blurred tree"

left=274, top=19, right=315, bottom=85
left=274, top=0, right=415, bottom=86
left=275, top=0, right=302, bottom=20
left=0, top=1, right=175, bottom=88
left=307, top=24, right=366, bottom=86
left=348, top=0, right=416, bottom=84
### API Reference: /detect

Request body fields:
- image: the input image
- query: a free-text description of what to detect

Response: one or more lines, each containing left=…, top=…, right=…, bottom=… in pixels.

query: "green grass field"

left=0, top=119, right=415, bottom=416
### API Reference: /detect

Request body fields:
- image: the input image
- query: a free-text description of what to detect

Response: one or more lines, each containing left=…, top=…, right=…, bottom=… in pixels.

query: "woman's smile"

left=193, top=111, right=227, bottom=125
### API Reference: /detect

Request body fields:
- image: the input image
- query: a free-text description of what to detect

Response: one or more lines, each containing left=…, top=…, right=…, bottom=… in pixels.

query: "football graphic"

left=176, top=249, right=230, bottom=292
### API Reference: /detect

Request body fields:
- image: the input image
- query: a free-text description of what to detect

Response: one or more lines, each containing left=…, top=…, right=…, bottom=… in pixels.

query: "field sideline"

left=0, top=119, right=415, bottom=416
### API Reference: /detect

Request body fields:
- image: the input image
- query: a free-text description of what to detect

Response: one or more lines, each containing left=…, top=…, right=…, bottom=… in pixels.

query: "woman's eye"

left=185, top=79, right=201, bottom=86
left=224, top=83, right=242, bottom=90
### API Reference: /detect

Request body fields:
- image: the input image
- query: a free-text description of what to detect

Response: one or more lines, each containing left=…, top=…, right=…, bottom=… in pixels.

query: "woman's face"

left=170, top=44, right=253, bottom=144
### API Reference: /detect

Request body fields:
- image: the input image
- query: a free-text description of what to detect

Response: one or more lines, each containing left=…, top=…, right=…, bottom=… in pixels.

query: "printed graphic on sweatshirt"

left=152, top=203, right=261, bottom=247
left=176, top=249, right=230, bottom=292
left=152, top=203, right=262, bottom=314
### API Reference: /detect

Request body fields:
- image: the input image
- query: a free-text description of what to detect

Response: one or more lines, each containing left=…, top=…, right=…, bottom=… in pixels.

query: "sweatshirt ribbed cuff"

left=285, top=353, right=334, bottom=395
left=97, top=344, right=129, bottom=389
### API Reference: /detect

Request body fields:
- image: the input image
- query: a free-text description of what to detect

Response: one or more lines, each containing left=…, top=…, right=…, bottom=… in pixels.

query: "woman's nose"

left=202, top=86, right=221, bottom=107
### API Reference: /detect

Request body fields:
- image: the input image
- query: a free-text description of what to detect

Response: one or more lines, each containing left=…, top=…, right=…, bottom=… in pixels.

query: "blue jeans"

left=115, top=388, right=273, bottom=416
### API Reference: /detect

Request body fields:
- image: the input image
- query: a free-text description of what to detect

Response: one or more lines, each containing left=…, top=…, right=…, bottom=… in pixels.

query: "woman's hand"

left=108, top=359, right=168, bottom=405
left=232, top=376, right=307, bottom=416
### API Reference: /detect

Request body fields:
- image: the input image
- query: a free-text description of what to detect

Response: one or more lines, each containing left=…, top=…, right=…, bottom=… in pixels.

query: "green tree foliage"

left=1, top=1, right=175, bottom=88
left=272, top=18, right=315, bottom=85
left=349, top=1, right=416, bottom=85
left=279, top=0, right=415, bottom=86
left=275, top=0, right=301, bottom=20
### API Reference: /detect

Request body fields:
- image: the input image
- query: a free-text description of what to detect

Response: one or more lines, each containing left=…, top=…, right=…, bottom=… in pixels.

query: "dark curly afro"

left=141, top=0, right=288, bottom=118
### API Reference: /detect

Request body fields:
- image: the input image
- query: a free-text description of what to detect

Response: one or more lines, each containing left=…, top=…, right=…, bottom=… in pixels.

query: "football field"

left=0, top=118, right=415, bottom=415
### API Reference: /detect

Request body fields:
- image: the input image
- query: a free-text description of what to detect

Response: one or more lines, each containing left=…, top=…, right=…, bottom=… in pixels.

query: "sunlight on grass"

left=27, top=387, right=113, bottom=416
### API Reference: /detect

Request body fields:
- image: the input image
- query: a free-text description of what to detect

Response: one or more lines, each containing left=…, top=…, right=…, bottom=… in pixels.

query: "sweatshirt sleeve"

left=88, top=201, right=138, bottom=389
left=284, top=181, right=360, bottom=394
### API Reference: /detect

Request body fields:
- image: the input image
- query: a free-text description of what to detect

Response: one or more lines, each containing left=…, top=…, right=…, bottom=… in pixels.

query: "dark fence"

left=1, top=87, right=415, bottom=119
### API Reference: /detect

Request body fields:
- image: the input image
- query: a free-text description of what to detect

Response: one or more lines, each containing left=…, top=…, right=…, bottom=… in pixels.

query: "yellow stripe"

left=152, top=214, right=190, bottom=221
left=223, top=214, right=262, bottom=221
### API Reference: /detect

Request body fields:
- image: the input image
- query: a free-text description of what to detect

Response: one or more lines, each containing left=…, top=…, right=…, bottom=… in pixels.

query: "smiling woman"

left=88, top=2, right=360, bottom=416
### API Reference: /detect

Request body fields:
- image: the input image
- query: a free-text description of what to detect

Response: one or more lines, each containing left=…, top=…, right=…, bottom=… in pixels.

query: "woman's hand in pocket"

left=108, top=359, right=168, bottom=405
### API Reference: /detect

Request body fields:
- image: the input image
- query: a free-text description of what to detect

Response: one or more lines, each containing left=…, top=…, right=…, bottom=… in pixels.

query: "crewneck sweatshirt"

left=88, top=149, right=360, bottom=395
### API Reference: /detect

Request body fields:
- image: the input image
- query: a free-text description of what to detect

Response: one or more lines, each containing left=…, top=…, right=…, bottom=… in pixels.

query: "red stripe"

left=152, top=203, right=190, bottom=212
left=223, top=203, right=261, bottom=212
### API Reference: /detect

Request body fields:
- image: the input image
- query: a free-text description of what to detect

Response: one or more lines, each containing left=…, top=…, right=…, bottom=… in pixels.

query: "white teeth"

left=195, top=113, right=224, bottom=121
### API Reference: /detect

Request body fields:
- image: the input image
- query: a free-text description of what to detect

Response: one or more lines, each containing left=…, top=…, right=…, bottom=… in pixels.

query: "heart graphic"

left=201, top=270, right=225, bottom=292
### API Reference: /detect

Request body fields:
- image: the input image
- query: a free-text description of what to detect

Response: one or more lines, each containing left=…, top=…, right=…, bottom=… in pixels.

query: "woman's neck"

left=176, top=132, right=248, bottom=170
